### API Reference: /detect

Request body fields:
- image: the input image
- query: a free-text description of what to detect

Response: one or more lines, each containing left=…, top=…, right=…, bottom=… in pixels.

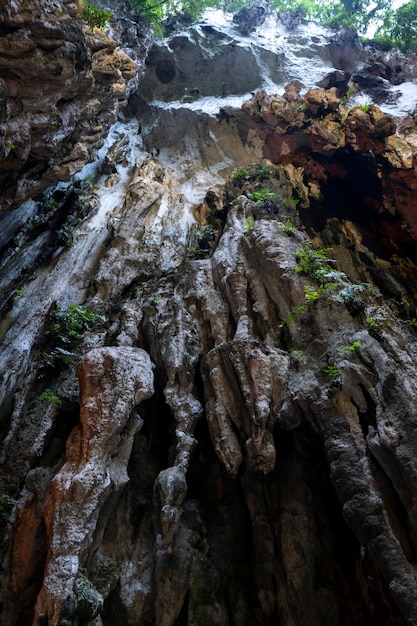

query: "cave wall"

left=1, top=4, right=417, bottom=626
left=0, top=0, right=148, bottom=211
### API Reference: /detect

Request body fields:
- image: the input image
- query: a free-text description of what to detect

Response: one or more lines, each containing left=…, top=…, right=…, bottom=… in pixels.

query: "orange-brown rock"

left=237, top=87, right=417, bottom=238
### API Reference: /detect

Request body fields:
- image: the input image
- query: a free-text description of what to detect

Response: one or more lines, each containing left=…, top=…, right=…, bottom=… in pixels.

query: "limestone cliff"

left=0, top=0, right=145, bottom=210
left=1, top=5, right=417, bottom=626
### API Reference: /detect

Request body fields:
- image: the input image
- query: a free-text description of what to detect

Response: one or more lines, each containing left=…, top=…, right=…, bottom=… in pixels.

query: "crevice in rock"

left=102, top=584, right=129, bottom=626
left=38, top=404, right=80, bottom=470
left=134, top=388, right=175, bottom=470
left=368, top=452, right=417, bottom=565
left=356, top=383, right=377, bottom=436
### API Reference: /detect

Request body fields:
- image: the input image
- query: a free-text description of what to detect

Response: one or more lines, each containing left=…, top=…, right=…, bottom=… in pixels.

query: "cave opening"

left=301, top=149, right=381, bottom=232
left=300, top=148, right=417, bottom=268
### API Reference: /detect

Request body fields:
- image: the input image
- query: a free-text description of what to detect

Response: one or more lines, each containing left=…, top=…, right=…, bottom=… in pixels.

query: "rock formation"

left=1, top=4, right=417, bottom=625
left=0, top=0, right=145, bottom=211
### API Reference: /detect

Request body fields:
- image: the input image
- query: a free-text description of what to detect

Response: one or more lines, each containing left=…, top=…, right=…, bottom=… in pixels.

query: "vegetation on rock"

left=128, top=0, right=417, bottom=52
left=43, top=304, right=101, bottom=369
left=79, top=1, right=113, bottom=30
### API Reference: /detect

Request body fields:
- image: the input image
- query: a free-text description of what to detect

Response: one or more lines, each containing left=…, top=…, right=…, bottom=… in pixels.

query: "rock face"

left=2, top=5, right=417, bottom=626
left=0, top=0, right=142, bottom=211
left=33, top=347, right=154, bottom=624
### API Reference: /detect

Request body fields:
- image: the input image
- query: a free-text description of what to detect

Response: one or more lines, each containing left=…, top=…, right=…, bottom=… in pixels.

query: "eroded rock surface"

left=1, top=6, right=417, bottom=626
left=0, top=0, right=142, bottom=210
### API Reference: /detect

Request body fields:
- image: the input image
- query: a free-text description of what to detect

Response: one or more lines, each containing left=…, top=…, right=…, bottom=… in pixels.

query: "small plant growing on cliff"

left=57, top=223, right=77, bottom=247
left=79, top=1, right=112, bottom=30
left=249, top=188, right=277, bottom=204
left=341, top=84, right=358, bottom=105
left=232, top=163, right=275, bottom=184
left=295, top=244, right=346, bottom=284
left=13, top=288, right=25, bottom=302
left=279, top=282, right=335, bottom=327
left=243, top=216, right=255, bottom=232
left=290, top=350, right=305, bottom=366
left=303, top=284, right=329, bottom=303
left=43, top=304, right=101, bottom=369
left=283, top=219, right=298, bottom=235
left=324, top=364, right=342, bottom=381
left=282, top=197, right=299, bottom=208
left=295, top=244, right=333, bottom=276
left=190, top=224, right=216, bottom=257
left=38, top=388, right=63, bottom=407
left=232, top=168, right=248, bottom=182
left=366, top=314, right=385, bottom=331
left=337, top=340, right=361, bottom=354
left=5, top=138, right=15, bottom=150
left=74, top=574, right=90, bottom=601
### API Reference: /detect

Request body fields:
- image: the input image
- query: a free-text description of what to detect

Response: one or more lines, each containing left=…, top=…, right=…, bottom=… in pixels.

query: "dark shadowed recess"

left=300, top=147, right=417, bottom=266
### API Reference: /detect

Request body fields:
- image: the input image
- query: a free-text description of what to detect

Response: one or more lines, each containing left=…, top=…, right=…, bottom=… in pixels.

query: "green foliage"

left=295, top=244, right=332, bottom=273
left=129, top=0, right=221, bottom=33
left=13, top=288, right=25, bottom=301
left=337, top=340, right=361, bottom=354
left=283, top=219, right=298, bottom=235
left=293, top=303, right=309, bottom=314
left=279, top=313, right=293, bottom=327
left=79, top=1, right=112, bottom=30
left=74, top=575, right=90, bottom=601
left=279, top=284, right=332, bottom=327
left=407, top=317, right=417, bottom=327
left=341, top=83, right=358, bottom=105
left=42, top=196, right=58, bottom=210
left=249, top=188, right=278, bottom=204
left=195, top=224, right=215, bottom=257
left=5, top=138, right=15, bottom=150
left=282, top=197, right=299, bottom=208
left=232, top=168, right=248, bottom=183
left=243, top=216, right=255, bottom=232
left=38, top=388, right=63, bottom=407
left=280, top=242, right=348, bottom=327
left=366, top=314, right=385, bottom=330
left=324, top=364, right=342, bottom=380
left=375, top=0, right=417, bottom=53
left=339, top=282, right=378, bottom=314
left=43, top=304, right=101, bottom=369
left=338, top=283, right=368, bottom=300
left=304, top=284, right=327, bottom=303
left=123, top=0, right=416, bottom=52
left=295, top=244, right=346, bottom=284
left=232, top=162, right=275, bottom=184
left=57, top=223, right=77, bottom=247
left=270, top=0, right=417, bottom=52
left=291, top=349, right=305, bottom=360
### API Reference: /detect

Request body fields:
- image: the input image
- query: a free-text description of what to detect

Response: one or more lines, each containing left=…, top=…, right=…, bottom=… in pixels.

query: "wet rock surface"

left=1, top=4, right=417, bottom=626
left=0, top=0, right=146, bottom=211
